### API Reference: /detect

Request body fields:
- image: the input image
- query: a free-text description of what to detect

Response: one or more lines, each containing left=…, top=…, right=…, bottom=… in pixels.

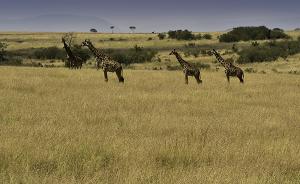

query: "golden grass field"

left=1, top=31, right=299, bottom=50
left=0, top=32, right=222, bottom=50
left=1, top=31, right=300, bottom=183
left=0, top=67, right=299, bottom=184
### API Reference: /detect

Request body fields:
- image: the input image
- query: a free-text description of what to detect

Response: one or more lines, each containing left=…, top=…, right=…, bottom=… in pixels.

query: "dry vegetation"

left=0, top=67, right=300, bottom=183
left=1, top=31, right=300, bottom=183
left=0, top=32, right=222, bottom=50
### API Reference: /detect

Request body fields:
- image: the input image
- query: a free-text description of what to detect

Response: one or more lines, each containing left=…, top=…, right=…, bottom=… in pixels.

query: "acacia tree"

left=129, top=26, right=136, bottom=33
left=90, top=28, right=98, bottom=33
left=110, top=26, right=115, bottom=33
left=62, top=32, right=76, bottom=45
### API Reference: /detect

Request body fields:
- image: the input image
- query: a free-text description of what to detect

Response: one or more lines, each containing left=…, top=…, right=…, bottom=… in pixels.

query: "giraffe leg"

left=238, top=75, right=244, bottom=83
left=104, top=70, right=108, bottom=82
left=116, top=69, right=124, bottom=83
left=96, top=61, right=100, bottom=70
left=69, top=59, right=72, bottom=69
left=226, top=75, right=230, bottom=83
left=72, top=61, right=75, bottom=69
left=194, top=72, right=202, bottom=84
left=185, top=74, right=188, bottom=84
left=238, top=71, right=244, bottom=83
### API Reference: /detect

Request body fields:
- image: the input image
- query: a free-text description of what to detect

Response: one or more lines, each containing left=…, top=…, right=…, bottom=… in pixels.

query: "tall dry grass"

left=0, top=67, right=299, bottom=183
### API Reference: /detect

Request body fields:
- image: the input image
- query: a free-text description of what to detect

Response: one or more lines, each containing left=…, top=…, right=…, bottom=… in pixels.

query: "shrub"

left=273, top=28, right=284, bottom=32
left=2, top=57, right=22, bottom=66
left=0, top=41, right=8, bottom=62
left=237, top=40, right=300, bottom=63
left=168, top=30, right=195, bottom=40
left=183, top=43, right=201, bottom=57
left=194, top=34, right=202, bottom=40
left=219, top=26, right=289, bottom=42
left=8, top=46, right=89, bottom=63
left=33, top=47, right=65, bottom=60
left=72, top=45, right=91, bottom=62
left=106, top=45, right=157, bottom=65
left=202, top=34, right=212, bottom=40
left=158, top=33, right=166, bottom=40
left=270, top=29, right=290, bottom=39
left=238, top=47, right=281, bottom=63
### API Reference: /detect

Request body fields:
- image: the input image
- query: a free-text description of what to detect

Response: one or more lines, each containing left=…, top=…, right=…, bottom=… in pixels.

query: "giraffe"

left=81, top=39, right=124, bottom=83
left=169, top=49, right=202, bottom=84
left=211, top=49, right=244, bottom=83
left=62, top=38, right=83, bottom=69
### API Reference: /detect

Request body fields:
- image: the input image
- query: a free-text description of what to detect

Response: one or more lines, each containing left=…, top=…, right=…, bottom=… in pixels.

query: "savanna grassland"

left=1, top=31, right=300, bottom=183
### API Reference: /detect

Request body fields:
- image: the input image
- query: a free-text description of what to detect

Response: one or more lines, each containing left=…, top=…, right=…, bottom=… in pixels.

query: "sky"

left=0, top=0, right=299, bottom=32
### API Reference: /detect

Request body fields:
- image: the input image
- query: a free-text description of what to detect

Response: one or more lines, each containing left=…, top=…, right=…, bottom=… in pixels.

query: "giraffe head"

left=61, top=37, right=66, bottom=43
left=211, top=49, right=217, bottom=54
left=169, top=49, right=178, bottom=55
left=81, top=39, right=92, bottom=47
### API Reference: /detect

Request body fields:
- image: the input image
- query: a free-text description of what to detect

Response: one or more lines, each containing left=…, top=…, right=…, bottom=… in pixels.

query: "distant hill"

left=0, top=14, right=118, bottom=32
left=295, top=28, right=300, bottom=31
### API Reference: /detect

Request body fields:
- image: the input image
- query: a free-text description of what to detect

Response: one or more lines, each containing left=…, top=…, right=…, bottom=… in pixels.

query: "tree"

left=62, top=32, right=75, bottom=46
left=90, top=28, right=98, bottom=33
left=0, top=41, right=8, bottom=62
left=158, top=33, right=166, bottom=40
left=167, top=30, right=194, bottom=40
left=194, top=34, right=202, bottom=40
left=273, top=28, right=284, bottom=32
left=129, top=26, right=136, bottom=33
left=110, top=26, right=115, bottom=33
left=219, top=26, right=289, bottom=42
left=202, top=33, right=212, bottom=40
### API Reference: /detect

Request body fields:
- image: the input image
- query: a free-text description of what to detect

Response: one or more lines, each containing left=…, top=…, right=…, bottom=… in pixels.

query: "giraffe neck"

left=174, top=52, right=187, bottom=67
left=63, top=41, right=75, bottom=59
left=86, top=43, right=106, bottom=59
left=213, top=52, right=227, bottom=68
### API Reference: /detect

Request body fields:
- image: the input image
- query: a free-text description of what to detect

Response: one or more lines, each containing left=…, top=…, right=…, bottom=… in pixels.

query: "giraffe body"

left=81, top=39, right=124, bottom=83
left=212, top=49, right=244, bottom=83
left=62, top=38, right=83, bottom=69
left=169, top=49, right=202, bottom=84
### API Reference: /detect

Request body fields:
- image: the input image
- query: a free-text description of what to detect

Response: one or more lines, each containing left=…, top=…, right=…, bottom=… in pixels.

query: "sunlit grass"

left=1, top=31, right=299, bottom=51
left=0, top=67, right=299, bottom=183
left=0, top=32, right=220, bottom=50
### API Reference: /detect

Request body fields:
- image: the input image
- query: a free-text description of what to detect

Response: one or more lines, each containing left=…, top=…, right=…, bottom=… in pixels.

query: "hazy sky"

left=0, top=0, right=299, bottom=32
